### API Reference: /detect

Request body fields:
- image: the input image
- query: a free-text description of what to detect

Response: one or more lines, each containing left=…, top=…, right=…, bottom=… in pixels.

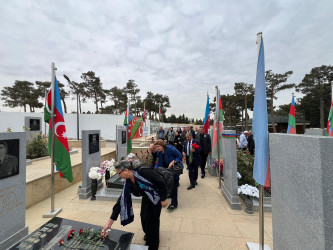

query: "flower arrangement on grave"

left=189, top=143, right=200, bottom=164
left=237, top=150, right=255, bottom=186
left=212, top=159, right=223, bottom=171
left=88, top=167, right=103, bottom=180
left=135, top=150, right=152, bottom=166
left=237, top=172, right=242, bottom=180
left=237, top=184, right=259, bottom=199
left=100, top=159, right=116, bottom=177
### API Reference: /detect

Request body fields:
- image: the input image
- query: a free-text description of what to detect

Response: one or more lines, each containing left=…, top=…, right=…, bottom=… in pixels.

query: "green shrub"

left=27, top=133, right=49, bottom=159
left=237, top=150, right=256, bottom=186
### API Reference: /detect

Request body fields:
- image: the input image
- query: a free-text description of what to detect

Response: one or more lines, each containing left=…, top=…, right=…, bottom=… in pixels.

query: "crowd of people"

left=237, top=130, right=255, bottom=155
left=102, top=125, right=212, bottom=250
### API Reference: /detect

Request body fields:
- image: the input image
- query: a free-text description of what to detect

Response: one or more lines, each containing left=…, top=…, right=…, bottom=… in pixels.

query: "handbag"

left=171, top=161, right=183, bottom=175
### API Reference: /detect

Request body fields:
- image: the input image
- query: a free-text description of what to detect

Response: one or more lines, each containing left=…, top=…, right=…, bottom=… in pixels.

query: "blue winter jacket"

left=155, top=145, right=183, bottom=169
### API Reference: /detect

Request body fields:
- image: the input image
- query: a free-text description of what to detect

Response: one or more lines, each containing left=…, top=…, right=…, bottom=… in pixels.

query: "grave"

left=24, top=116, right=42, bottom=132
left=270, top=133, right=333, bottom=249
left=221, top=130, right=242, bottom=210
left=0, top=132, right=29, bottom=249
left=79, top=130, right=103, bottom=199
left=116, top=125, right=128, bottom=161
left=9, top=217, right=134, bottom=250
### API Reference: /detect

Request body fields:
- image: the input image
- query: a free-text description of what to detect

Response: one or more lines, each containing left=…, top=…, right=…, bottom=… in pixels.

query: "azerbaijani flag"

left=326, top=100, right=333, bottom=137
left=127, top=117, right=143, bottom=153
left=203, top=95, right=210, bottom=133
left=212, top=92, right=223, bottom=159
left=159, top=104, right=162, bottom=122
left=44, top=76, right=73, bottom=183
left=124, top=101, right=130, bottom=126
left=143, top=102, right=146, bottom=123
left=252, top=36, right=270, bottom=187
left=287, top=95, right=296, bottom=134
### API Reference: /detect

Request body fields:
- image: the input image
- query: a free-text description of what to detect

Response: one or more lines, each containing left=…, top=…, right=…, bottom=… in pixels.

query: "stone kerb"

left=270, top=133, right=333, bottom=250
left=0, top=132, right=29, bottom=249
left=79, top=130, right=103, bottom=199
left=221, top=130, right=242, bottom=210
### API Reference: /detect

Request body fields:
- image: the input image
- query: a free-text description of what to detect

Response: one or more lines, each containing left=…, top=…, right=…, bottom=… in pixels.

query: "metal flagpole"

left=215, top=86, right=221, bottom=188
left=43, top=62, right=62, bottom=218
left=331, top=81, right=333, bottom=102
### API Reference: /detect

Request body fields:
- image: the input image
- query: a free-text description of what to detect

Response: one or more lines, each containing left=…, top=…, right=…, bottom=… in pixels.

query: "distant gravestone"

left=221, top=130, right=242, bottom=210
left=79, top=130, right=103, bottom=199
left=24, top=116, right=42, bottom=132
left=270, top=133, right=333, bottom=249
left=0, top=132, right=28, bottom=249
left=116, top=125, right=127, bottom=161
left=305, top=128, right=326, bottom=136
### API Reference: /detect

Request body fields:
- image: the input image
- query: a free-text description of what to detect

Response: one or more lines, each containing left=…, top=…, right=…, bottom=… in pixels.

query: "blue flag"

left=252, top=37, right=270, bottom=186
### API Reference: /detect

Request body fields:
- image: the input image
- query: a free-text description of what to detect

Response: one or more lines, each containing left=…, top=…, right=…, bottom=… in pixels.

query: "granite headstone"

left=0, top=132, right=29, bottom=249
left=305, top=128, right=327, bottom=136
left=79, top=130, right=103, bottom=199
left=116, top=125, right=127, bottom=161
left=207, top=128, right=216, bottom=176
left=24, top=116, right=42, bottom=132
left=221, top=130, right=242, bottom=209
left=270, top=133, right=333, bottom=249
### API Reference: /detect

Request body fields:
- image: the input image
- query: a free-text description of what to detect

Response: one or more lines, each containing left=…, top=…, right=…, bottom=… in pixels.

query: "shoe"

left=167, top=204, right=177, bottom=211
left=201, top=175, right=205, bottom=179
left=187, top=185, right=195, bottom=190
left=144, top=234, right=146, bottom=241
left=195, top=181, right=198, bottom=186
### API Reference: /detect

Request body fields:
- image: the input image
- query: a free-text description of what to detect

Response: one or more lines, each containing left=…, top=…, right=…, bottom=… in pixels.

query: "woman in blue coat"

left=154, top=139, right=183, bottom=211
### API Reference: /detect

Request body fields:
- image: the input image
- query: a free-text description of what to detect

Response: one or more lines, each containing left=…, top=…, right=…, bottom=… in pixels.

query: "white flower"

left=126, top=153, right=136, bottom=159
left=238, top=184, right=259, bottom=198
left=237, top=172, right=242, bottom=179
left=88, top=167, right=102, bottom=180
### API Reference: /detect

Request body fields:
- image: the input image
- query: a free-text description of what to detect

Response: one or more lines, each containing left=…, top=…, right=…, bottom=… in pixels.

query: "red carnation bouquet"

left=189, top=143, right=200, bottom=164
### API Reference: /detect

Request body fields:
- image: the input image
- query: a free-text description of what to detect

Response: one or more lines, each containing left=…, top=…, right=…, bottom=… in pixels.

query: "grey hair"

left=186, top=132, right=192, bottom=137
left=115, top=159, right=142, bottom=171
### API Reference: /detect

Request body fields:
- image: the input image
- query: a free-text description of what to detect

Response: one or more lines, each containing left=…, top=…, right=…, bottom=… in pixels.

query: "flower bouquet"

left=88, top=167, right=103, bottom=180
left=237, top=184, right=259, bottom=199
left=100, top=159, right=116, bottom=181
left=189, top=143, right=200, bottom=164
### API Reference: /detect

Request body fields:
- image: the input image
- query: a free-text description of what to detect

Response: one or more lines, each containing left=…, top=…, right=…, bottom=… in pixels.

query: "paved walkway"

left=25, top=171, right=273, bottom=249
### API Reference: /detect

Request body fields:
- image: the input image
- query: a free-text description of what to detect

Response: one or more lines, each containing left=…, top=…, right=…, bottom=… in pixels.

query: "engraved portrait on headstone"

left=29, top=119, right=40, bottom=131
left=89, top=134, right=99, bottom=154
left=0, top=139, right=19, bottom=180
left=121, top=131, right=126, bottom=144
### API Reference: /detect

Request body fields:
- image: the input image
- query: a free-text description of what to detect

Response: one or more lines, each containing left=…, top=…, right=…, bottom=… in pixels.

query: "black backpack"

left=138, top=166, right=174, bottom=198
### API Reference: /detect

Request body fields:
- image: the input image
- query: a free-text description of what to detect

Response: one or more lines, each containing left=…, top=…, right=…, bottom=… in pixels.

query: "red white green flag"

left=212, top=92, right=223, bottom=159
left=287, top=95, right=296, bottom=134
left=326, top=100, right=333, bottom=137
left=44, top=76, right=73, bottom=183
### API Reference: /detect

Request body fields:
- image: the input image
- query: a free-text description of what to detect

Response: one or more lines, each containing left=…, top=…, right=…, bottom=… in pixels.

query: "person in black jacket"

left=247, top=130, right=255, bottom=155
left=102, top=160, right=168, bottom=250
left=195, top=126, right=212, bottom=178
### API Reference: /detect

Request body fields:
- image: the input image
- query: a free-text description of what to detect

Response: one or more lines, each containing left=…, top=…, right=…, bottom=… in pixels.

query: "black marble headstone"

left=9, top=217, right=134, bottom=250
left=106, top=174, right=124, bottom=189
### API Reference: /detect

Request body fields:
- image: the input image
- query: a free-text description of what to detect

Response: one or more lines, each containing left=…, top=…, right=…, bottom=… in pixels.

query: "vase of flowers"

left=88, top=167, right=103, bottom=200
left=101, top=159, right=116, bottom=182
left=212, top=159, right=224, bottom=175
left=238, top=184, right=259, bottom=214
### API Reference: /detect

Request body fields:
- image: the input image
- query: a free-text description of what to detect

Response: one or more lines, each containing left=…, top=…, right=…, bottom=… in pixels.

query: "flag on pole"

left=203, top=95, right=210, bottom=133
left=287, top=95, right=296, bottom=134
left=44, top=76, right=73, bottom=183
left=159, top=104, right=162, bottom=122
left=326, top=100, right=333, bottom=137
left=124, top=101, right=130, bottom=126
left=252, top=36, right=270, bottom=187
left=212, top=92, right=223, bottom=159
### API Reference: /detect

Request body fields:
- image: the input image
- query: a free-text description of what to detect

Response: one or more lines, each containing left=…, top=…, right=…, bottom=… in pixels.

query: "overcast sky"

left=1, top=0, right=332, bottom=119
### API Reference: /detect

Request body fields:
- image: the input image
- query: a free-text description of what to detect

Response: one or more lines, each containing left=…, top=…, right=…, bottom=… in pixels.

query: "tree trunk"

left=62, top=99, right=67, bottom=113
left=23, top=105, right=26, bottom=112
left=245, top=95, right=248, bottom=131
left=320, top=94, right=324, bottom=128
left=271, top=92, right=276, bottom=133
left=241, top=109, right=244, bottom=131
left=79, top=95, right=82, bottom=114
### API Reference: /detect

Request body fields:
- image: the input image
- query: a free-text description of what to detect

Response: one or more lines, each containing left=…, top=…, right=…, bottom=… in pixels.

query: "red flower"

left=79, top=228, right=84, bottom=235
left=192, top=143, right=200, bottom=149
left=59, top=239, right=65, bottom=246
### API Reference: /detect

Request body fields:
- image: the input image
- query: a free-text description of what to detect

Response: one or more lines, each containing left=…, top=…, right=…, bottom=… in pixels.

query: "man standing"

left=166, top=127, right=176, bottom=145
left=156, top=126, right=165, bottom=140
left=0, top=141, right=18, bottom=179
left=247, top=130, right=255, bottom=155
left=238, top=131, right=249, bottom=151
left=195, top=126, right=211, bottom=178
left=185, top=125, right=195, bottom=138
left=183, top=132, right=201, bottom=190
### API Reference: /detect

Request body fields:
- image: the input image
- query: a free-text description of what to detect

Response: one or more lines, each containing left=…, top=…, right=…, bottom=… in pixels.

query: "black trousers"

left=187, top=157, right=199, bottom=186
left=140, top=196, right=162, bottom=250
left=199, top=153, right=208, bottom=175
left=171, top=175, right=179, bottom=206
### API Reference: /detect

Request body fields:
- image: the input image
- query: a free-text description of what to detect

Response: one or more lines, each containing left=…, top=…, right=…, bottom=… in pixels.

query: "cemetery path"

left=25, top=168, right=273, bottom=249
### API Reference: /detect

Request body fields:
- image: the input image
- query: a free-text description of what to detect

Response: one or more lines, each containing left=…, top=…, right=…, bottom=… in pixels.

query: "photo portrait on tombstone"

left=122, top=131, right=126, bottom=144
left=0, top=140, right=19, bottom=180
left=89, top=134, right=99, bottom=154
left=29, top=119, right=40, bottom=131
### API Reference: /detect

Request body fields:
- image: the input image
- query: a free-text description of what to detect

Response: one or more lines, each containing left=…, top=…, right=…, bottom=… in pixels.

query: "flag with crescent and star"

left=44, top=76, right=73, bottom=183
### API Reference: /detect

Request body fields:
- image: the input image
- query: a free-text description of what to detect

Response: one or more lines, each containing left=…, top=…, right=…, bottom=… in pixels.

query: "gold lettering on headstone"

left=0, top=184, right=23, bottom=214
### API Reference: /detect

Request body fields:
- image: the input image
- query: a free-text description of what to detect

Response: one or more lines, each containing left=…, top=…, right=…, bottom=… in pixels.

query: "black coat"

left=247, top=134, right=255, bottom=153
left=183, top=139, right=201, bottom=165
left=195, top=133, right=212, bottom=155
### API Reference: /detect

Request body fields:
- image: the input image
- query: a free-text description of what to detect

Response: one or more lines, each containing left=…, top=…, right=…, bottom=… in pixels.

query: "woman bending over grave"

left=101, top=160, right=168, bottom=250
